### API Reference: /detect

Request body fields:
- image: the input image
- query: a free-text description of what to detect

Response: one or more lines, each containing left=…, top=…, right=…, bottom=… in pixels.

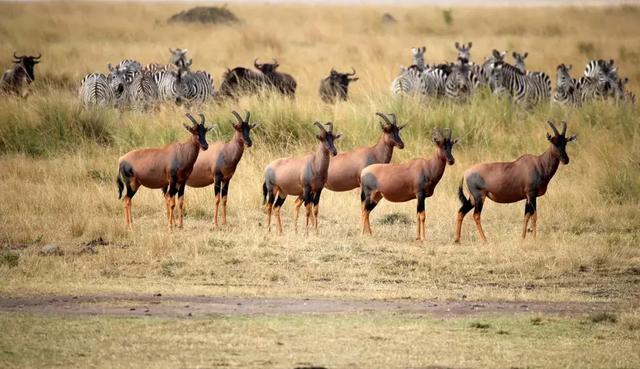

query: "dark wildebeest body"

left=218, top=67, right=265, bottom=99
left=319, top=68, right=358, bottom=103
left=1, top=52, right=41, bottom=97
left=254, top=59, right=297, bottom=97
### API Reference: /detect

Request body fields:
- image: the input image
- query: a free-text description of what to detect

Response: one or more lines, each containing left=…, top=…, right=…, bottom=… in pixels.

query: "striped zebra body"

left=125, top=70, right=159, bottom=110
left=144, top=63, right=178, bottom=73
left=576, top=76, right=601, bottom=104
left=445, top=63, right=474, bottom=101
left=175, top=70, right=215, bottom=106
left=79, top=73, right=113, bottom=107
left=490, top=62, right=551, bottom=106
left=390, top=66, right=422, bottom=96
left=154, top=70, right=179, bottom=103
left=420, top=67, right=448, bottom=97
left=583, top=59, right=618, bottom=99
left=475, top=50, right=506, bottom=89
left=553, top=64, right=580, bottom=106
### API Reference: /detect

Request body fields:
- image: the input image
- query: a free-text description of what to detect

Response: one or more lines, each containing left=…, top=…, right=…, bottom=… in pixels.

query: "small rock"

left=154, top=293, right=162, bottom=297
left=40, top=244, right=63, bottom=256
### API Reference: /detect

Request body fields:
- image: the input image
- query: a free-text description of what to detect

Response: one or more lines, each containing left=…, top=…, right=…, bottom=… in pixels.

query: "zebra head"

left=597, top=59, right=618, bottom=98
left=556, top=64, right=575, bottom=91
left=512, top=51, right=528, bottom=73
left=411, top=46, right=426, bottom=70
left=107, top=64, right=128, bottom=98
left=454, top=42, right=472, bottom=64
left=169, top=48, right=189, bottom=68
left=12, top=52, right=41, bottom=82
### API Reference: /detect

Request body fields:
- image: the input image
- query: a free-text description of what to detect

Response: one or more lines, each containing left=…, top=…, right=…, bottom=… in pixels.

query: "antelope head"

left=184, top=113, right=212, bottom=151
left=546, top=120, right=577, bottom=165
left=376, top=112, right=405, bottom=149
left=231, top=110, right=260, bottom=148
left=314, top=121, right=341, bottom=156
left=432, top=127, right=459, bottom=165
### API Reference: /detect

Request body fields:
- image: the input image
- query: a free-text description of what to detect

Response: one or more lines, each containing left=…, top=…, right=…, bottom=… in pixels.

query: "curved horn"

left=348, top=67, right=357, bottom=76
left=185, top=113, right=199, bottom=126
left=254, top=58, right=260, bottom=68
left=375, top=112, right=393, bottom=126
left=561, top=120, right=567, bottom=136
left=324, top=122, right=333, bottom=133
left=13, top=52, right=22, bottom=59
left=314, top=121, right=326, bottom=133
left=272, top=58, right=278, bottom=65
left=443, top=127, right=452, bottom=139
left=34, top=53, right=41, bottom=59
left=245, top=111, right=251, bottom=122
left=198, top=113, right=206, bottom=125
left=231, top=110, right=243, bottom=123
left=547, top=120, right=560, bottom=136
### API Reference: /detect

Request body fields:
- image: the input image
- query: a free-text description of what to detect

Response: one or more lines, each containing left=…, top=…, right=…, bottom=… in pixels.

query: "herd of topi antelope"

left=116, top=110, right=576, bottom=243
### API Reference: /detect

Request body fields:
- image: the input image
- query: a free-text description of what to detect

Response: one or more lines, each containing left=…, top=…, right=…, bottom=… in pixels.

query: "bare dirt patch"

left=0, top=294, right=613, bottom=318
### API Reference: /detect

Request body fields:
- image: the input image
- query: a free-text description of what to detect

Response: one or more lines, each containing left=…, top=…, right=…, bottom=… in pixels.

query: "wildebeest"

left=254, top=58, right=297, bottom=97
left=1, top=52, right=41, bottom=97
left=218, top=66, right=264, bottom=99
left=319, top=68, right=359, bottom=103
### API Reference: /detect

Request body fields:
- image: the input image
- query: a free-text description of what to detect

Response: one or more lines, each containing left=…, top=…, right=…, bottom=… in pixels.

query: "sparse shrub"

left=577, top=41, right=596, bottom=57
left=207, top=238, right=235, bottom=250
left=470, top=322, right=491, bottom=329
left=531, top=316, right=543, bottom=325
left=0, top=250, right=19, bottom=268
left=442, top=9, right=453, bottom=26
left=168, top=6, right=239, bottom=25
left=378, top=212, right=411, bottom=225
left=161, top=261, right=184, bottom=277
left=588, top=312, right=618, bottom=324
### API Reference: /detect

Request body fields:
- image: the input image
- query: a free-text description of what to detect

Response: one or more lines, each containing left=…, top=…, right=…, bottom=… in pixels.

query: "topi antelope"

left=187, top=110, right=259, bottom=226
left=263, top=122, right=341, bottom=235
left=319, top=68, right=359, bottom=103
left=454, top=120, right=576, bottom=243
left=117, top=113, right=212, bottom=230
left=361, top=128, right=458, bottom=241
left=1, top=52, right=41, bottom=97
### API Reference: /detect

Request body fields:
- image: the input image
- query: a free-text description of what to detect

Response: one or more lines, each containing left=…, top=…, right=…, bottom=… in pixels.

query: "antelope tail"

left=457, top=177, right=472, bottom=208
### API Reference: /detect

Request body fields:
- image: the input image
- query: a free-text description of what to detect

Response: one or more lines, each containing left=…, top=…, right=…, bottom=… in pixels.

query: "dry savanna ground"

left=0, top=2, right=639, bottom=368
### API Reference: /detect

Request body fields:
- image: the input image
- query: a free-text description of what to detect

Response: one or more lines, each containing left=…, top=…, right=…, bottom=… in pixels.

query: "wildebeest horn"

left=376, top=112, right=393, bottom=126
left=13, top=52, right=23, bottom=59
left=547, top=120, right=560, bottom=136
left=245, top=111, right=251, bottom=122
left=34, top=53, right=41, bottom=59
left=272, top=58, right=278, bottom=65
left=314, top=121, right=326, bottom=133
left=254, top=58, right=260, bottom=68
left=325, top=122, right=334, bottom=133
left=232, top=110, right=243, bottom=123
left=185, top=113, right=199, bottom=126
left=561, top=120, right=567, bottom=136
left=348, top=67, right=356, bottom=76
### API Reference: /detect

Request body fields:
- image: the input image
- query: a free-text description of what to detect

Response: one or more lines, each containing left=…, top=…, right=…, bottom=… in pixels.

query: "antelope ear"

left=452, top=138, right=459, bottom=145
left=512, top=51, right=517, bottom=58
left=251, top=122, right=260, bottom=130
left=467, top=42, right=472, bottom=48
left=567, top=134, right=578, bottom=142
left=334, top=133, right=342, bottom=140
left=546, top=132, right=553, bottom=142
left=183, top=123, right=193, bottom=132
left=524, top=52, right=528, bottom=58
left=455, top=41, right=460, bottom=50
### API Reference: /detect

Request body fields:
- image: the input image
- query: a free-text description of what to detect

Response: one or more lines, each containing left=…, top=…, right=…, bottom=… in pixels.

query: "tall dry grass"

left=0, top=2, right=638, bottom=302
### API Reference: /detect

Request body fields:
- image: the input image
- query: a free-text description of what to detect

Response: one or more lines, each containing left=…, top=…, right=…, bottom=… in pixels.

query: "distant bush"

left=442, top=9, right=453, bottom=26
left=168, top=6, right=239, bottom=25
left=0, top=250, right=19, bottom=268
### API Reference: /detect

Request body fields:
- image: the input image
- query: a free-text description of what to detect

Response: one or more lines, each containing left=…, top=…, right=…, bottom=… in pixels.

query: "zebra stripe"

left=420, top=67, right=447, bottom=97
left=390, top=66, right=422, bottom=96
left=79, top=73, right=113, bottom=107
left=553, top=64, right=580, bottom=106
left=576, top=76, right=602, bottom=104
left=583, top=59, right=618, bottom=99
left=490, top=62, right=551, bottom=106
left=154, top=70, right=179, bottom=102
left=445, top=63, right=474, bottom=101
left=175, top=69, right=215, bottom=106
left=124, top=70, right=159, bottom=111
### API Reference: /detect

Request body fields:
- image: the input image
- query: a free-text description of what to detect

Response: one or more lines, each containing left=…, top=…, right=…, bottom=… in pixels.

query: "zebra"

left=489, top=61, right=551, bottom=106
left=613, top=77, right=636, bottom=105
left=174, top=62, right=215, bottom=106
left=552, top=64, right=580, bottom=106
left=576, top=75, right=601, bottom=104
left=390, top=65, right=423, bottom=96
left=445, top=62, right=474, bottom=101
left=474, top=49, right=506, bottom=88
left=113, top=59, right=141, bottom=72
left=583, top=59, right=618, bottom=99
left=411, top=46, right=427, bottom=71
left=78, top=73, right=113, bottom=107
left=154, top=69, right=179, bottom=103
left=125, top=70, right=159, bottom=111
left=144, top=49, right=190, bottom=73
left=454, top=42, right=472, bottom=64
left=512, top=51, right=528, bottom=73
left=419, top=67, right=448, bottom=97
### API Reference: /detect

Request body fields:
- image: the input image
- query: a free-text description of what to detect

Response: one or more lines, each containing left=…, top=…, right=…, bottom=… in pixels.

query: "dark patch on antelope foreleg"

left=273, top=195, right=286, bottom=235
left=221, top=180, right=229, bottom=225
left=416, top=192, right=426, bottom=241
left=312, top=189, right=322, bottom=231
left=213, top=173, right=223, bottom=226
left=177, top=183, right=186, bottom=228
